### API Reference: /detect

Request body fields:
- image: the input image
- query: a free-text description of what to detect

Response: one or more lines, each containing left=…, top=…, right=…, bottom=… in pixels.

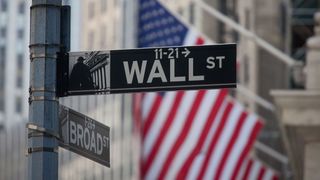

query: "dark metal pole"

left=28, top=0, right=61, bottom=179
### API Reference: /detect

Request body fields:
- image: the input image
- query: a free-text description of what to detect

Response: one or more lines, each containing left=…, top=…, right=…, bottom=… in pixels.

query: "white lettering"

left=170, top=59, right=186, bottom=82
left=147, top=60, right=167, bottom=83
left=123, top=61, right=147, bottom=84
left=206, top=56, right=225, bottom=69
left=70, top=121, right=77, bottom=144
left=69, top=120, right=108, bottom=156
left=90, top=131, right=96, bottom=153
left=77, top=123, right=84, bottom=148
left=206, top=56, right=215, bottom=69
left=97, top=133, right=103, bottom=155
left=216, top=56, right=225, bottom=69
left=84, top=128, right=90, bottom=150
left=188, top=58, right=204, bottom=81
left=103, top=136, right=109, bottom=148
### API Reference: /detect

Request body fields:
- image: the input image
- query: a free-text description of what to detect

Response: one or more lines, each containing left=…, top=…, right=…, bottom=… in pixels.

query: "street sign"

left=57, top=44, right=236, bottom=96
left=59, top=105, right=110, bottom=167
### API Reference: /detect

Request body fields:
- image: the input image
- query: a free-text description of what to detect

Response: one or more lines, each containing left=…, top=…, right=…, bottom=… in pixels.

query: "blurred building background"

left=0, top=0, right=29, bottom=128
left=0, top=0, right=319, bottom=179
left=0, top=0, right=140, bottom=179
left=0, top=0, right=30, bottom=178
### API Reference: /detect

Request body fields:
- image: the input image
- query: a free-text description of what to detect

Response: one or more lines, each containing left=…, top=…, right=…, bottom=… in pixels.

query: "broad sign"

left=59, top=105, right=110, bottom=167
left=57, top=44, right=236, bottom=96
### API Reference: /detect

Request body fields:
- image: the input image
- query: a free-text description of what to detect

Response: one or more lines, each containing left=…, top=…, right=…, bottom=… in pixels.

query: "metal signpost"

left=57, top=44, right=237, bottom=96
left=28, top=1, right=61, bottom=179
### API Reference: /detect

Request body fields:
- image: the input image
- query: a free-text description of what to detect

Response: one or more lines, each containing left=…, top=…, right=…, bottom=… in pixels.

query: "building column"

left=271, top=12, right=320, bottom=180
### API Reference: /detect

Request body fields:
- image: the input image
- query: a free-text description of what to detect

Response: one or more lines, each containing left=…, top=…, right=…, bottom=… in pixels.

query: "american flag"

left=138, top=0, right=207, bottom=47
left=238, top=158, right=279, bottom=180
left=137, top=0, right=278, bottom=179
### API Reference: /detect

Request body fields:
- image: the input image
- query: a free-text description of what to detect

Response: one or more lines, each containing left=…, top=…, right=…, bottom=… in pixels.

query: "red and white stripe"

left=237, top=158, right=279, bottom=180
left=183, top=29, right=211, bottom=46
left=139, top=89, right=268, bottom=180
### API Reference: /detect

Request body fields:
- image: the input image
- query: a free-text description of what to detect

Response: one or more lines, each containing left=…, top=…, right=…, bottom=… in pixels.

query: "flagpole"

left=189, top=0, right=297, bottom=67
left=255, top=141, right=288, bottom=164
left=28, top=0, right=61, bottom=179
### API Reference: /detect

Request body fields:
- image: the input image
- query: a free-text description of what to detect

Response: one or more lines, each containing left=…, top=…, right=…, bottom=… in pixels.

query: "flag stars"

left=164, top=28, right=171, bottom=35
left=143, top=24, right=148, bottom=31
left=157, top=31, right=164, bottom=38
left=170, top=26, right=178, bottom=33
left=147, top=22, right=155, bottom=30
left=166, top=17, right=174, bottom=25
left=146, top=32, right=157, bottom=41
left=141, top=2, right=148, bottom=9
left=141, top=12, right=152, bottom=21
left=158, top=9, right=165, bottom=15
left=138, top=0, right=188, bottom=47
left=166, top=38, right=174, bottom=45
left=152, top=10, right=158, bottom=17
left=161, top=18, right=168, bottom=25
left=141, top=0, right=156, bottom=10
left=177, top=25, right=184, bottom=31
left=155, top=20, right=161, bottom=27
left=168, top=17, right=174, bottom=23
left=174, top=36, right=181, bottom=43
left=159, top=40, right=165, bottom=46
left=149, top=0, right=156, bottom=7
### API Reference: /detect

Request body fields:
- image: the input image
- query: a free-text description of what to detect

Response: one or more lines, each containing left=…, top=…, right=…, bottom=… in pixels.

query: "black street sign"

left=57, top=44, right=236, bottom=96
left=59, top=105, right=110, bottom=167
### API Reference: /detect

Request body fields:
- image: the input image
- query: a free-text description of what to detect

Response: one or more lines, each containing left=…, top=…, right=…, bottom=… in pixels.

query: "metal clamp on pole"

left=29, top=0, right=62, bottom=178
left=29, top=87, right=56, bottom=94
left=26, top=123, right=60, bottom=140
left=26, top=123, right=60, bottom=156
left=28, top=96, right=59, bottom=104
left=26, top=147, right=59, bottom=156
left=29, top=43, right=61, bottom=48
left=30, top=53, right=58, bottom=61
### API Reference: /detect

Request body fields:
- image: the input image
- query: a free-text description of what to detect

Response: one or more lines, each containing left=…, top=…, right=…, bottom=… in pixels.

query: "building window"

left=0, top=91, right=4, bottom=111
left=113, top=22, right=117, bottom=46
left=245, top=9, right=250, bottom=29
left=189, top=2, right=195, bottom=25
left=15, top=97, right=22, bottom=113
left=100, top=25, right=107, bottom=48
left=88, top=31, right=95, bottom=49
left=113, top=0, right=117, bottom=7
left=101, top=0, right=107, bottom=12
left=1, top=0, right=7, bottom=12
left=0, top=27, right=6, bottom=38
left=18, top=1, right=25, bottom=14
left=290, top=0, right=318, bottom=61
left=88, top=2, right=95, bottom=19
left=17, top=29, right=24, bottom=39
left=0, top=69, right=4, bottom=88
left=16, top=54, right=24, bottom=88
left=0, top=48, right=4, bottom=107
left=16, top=75, right=23, bottom=88
left=178, top=7, right=183, bottom=15
left=17, top=54, right=23, bottom=70
left=243, top=56, right=249, bottom=85
left=0, top=71, right=4, bottom=88
left=0, top=46, right=5, bottom=63
left=0, top=47, right=5, bottom=92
